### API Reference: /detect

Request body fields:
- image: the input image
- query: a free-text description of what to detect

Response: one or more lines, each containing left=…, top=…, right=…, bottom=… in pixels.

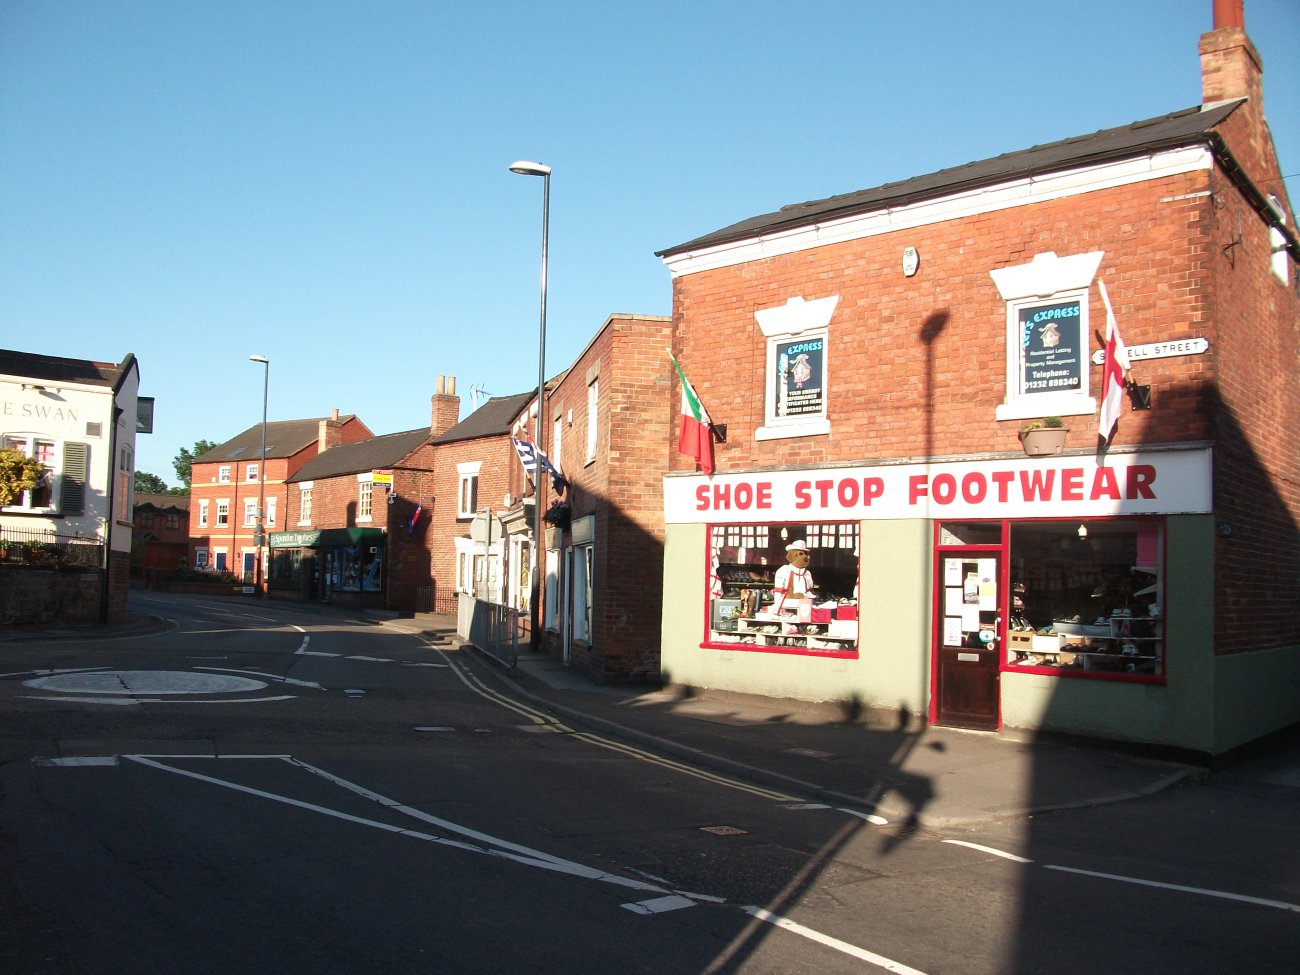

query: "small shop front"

left=661, top=446, right=1215, bottom=747
left=268, top=527, right=387, bottom=609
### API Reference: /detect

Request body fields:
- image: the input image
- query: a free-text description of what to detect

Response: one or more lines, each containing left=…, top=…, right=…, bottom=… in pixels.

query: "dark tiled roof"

left=433, top=391, right=534, bottom=445
left=288, top=428, right=433, bottom=482
left=658, top=102, right=1242, bottom=256
left=195, top=416, right=360, bottom=464
left=0, top=348, right=137, bottom=388
left=133, top=492, right=190, bottom=512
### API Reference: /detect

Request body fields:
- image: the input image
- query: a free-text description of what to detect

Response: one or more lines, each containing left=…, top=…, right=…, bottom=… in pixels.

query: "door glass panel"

left=941, top=557, right=999, bottom=649
left=938, top=522, right=1002, bottom=546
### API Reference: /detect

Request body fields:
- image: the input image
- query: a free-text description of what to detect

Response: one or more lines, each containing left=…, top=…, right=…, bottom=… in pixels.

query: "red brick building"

left=654, top=6, right=1298, bottom=754
left=132, top=492, right=190, bottom=577
left=430, top=390, right=535, bottom=614
left=529, top=313, right=674, bottom=681
left=272, top=379, right=461, bottom=611
left=188, top=410, right=372, bottom=585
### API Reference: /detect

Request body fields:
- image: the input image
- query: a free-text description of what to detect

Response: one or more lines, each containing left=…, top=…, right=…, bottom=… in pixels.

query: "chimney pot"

left=1213, top=0, right=1243, bottom=30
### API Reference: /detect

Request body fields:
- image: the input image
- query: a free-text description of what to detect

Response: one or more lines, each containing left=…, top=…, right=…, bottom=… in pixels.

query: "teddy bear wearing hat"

left=771, top=539, right=815, bottom=616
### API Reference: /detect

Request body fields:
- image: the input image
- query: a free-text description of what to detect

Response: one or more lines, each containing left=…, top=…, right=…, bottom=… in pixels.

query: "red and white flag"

left=1097, top=280, right=1130, bottom=444
left=668, top=352, right=714, bottom=475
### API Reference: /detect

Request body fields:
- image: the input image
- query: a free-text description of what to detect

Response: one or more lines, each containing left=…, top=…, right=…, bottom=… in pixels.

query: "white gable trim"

left=663, top=147, right=1212, bottom=278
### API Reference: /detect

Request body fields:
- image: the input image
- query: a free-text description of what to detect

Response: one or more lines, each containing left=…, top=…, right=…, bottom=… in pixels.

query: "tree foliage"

left=173, top=439, right=217, bottom=489
left=0, top=445, right=46, bottom=506
left=134, top=470, right=169, bottom=495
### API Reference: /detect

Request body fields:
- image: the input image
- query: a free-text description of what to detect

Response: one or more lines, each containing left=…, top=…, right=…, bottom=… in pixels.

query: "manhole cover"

left=699, top=825, right=748, bottom=836
left=24, top=671, right=268, bottom=695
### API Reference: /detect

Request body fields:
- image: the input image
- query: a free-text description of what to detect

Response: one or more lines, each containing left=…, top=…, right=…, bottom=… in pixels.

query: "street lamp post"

left=509, top=160, right=550, bottom=649
left=249, top=355, right=269, bottom=598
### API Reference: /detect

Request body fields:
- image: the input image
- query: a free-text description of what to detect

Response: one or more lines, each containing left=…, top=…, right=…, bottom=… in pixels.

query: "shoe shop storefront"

left=660, top=446, right=1218, bottom=749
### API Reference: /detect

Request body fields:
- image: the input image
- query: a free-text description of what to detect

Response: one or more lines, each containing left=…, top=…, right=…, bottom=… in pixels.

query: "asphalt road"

left=1, top=593, right=1295, bottom=974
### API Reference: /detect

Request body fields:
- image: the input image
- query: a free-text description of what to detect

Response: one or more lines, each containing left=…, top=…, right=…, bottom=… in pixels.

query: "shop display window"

left=706, top=522, right=859, bottom=655
left=269, top=549, right=305, bottom=589
left=334, top=545, right=384, bottom=593
left=1008, top=519, right=1163, bottom=679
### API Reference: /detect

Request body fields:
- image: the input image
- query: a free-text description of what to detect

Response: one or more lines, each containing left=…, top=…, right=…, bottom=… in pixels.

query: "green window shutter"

left=61, top=442, right=88, bottom=514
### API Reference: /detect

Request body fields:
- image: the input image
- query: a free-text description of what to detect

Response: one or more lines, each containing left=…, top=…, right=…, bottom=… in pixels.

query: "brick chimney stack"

left=1199, top=0, right=1270, bottom=189
left=317, top=407, right=343, bottom=452
left=1201, top=0, right=1259, bottom=107
left=431, top=375, right=460, bottom=436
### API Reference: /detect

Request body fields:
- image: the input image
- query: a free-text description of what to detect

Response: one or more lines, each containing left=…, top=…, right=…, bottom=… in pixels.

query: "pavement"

left=10, top=602, right=1296, bottom=831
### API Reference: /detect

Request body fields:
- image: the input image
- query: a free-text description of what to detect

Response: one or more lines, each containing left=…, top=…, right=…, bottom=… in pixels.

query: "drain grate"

left=699, top=825, right=748, bottom=836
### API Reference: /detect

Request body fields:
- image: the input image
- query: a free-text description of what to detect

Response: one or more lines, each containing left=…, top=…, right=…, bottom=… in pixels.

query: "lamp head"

left=249, top=355, right=269, bottom=364
left=509, top=160, right=551, bottom=177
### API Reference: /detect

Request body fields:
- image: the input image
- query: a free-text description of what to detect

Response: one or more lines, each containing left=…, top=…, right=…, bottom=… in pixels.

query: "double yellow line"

left=439, top=648, right=798, bottom=803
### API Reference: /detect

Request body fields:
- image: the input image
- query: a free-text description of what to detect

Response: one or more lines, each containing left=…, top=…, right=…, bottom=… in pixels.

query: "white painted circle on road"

left=23, top=671, right=269, bottom=695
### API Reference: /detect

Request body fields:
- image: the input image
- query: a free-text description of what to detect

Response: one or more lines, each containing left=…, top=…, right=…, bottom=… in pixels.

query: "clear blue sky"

left=3, top=1, right=1297, bottom=483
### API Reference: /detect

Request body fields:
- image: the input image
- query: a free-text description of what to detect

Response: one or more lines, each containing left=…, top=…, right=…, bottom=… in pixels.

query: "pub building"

left=655, top=5, right=1297, bottom=755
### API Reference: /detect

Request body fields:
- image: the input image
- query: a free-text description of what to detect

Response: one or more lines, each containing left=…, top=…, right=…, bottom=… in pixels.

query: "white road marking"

left=346, top=655, right=393, bottom=662
left=193, top=667, right=323, bottom=689
left=942, top=840, right=1033, bottom=863
left=841, top=807, right=890, bottom=826
left=745, top=906, right=931, bottom=973
left=743, top=909, right=935, bottom=975
left=123, top=755, right=672, bottom=896
left=0, top=667, right=111, bottom=679
left=25, top=671, right=268, bottom=695
left=1045, top=864, right=1300, bottom=913
left=622, top=894, right=696, bottom=915
left=22, top=695, right=297, bottom=705
left=33, top=756, right=120, bottom=767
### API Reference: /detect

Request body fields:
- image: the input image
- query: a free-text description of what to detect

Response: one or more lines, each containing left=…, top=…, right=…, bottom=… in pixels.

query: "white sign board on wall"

left=663, top=448, right=1212, bottom=524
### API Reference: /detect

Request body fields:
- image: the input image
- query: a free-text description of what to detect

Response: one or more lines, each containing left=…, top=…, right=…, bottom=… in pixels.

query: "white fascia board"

left=663, top=147, right=1213, bottom=278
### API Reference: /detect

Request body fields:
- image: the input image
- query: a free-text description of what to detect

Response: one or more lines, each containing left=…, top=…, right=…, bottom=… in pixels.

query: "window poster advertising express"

left=1020, top=300, right=1081, bottom=394
left=774, top=337, right=824, bottom=418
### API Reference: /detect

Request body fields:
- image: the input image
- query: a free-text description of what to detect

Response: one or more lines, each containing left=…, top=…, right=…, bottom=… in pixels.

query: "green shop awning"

left=269, top=528, right=385, bottom=549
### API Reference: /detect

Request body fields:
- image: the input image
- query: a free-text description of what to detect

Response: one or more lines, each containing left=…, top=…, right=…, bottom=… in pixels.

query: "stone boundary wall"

left=1, top=567, right=101, bottom=626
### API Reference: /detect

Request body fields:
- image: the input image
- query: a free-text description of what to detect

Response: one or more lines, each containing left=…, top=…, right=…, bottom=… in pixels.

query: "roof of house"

left=133, top=492, right=190, bottom=512
left=287, top=428, right=433, bottom=482
left=433, top=391, right=535, bottom=445
left=0, top=349, right=138, bottom=390
left=194, top=416, right=361, bottom=464
left=658, top=101, right=1243, bottom=257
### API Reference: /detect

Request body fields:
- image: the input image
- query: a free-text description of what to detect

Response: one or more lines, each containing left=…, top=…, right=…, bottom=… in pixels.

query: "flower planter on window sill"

left=1019, top=427, right=1068, bottom=456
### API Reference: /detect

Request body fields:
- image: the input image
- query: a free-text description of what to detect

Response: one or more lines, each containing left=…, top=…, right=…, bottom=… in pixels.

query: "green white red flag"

left=668, top=352, right=714, bottom=475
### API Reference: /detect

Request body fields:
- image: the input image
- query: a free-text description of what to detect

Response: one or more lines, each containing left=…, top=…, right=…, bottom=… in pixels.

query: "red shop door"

left=934, top=551, right=1001, bottom=731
